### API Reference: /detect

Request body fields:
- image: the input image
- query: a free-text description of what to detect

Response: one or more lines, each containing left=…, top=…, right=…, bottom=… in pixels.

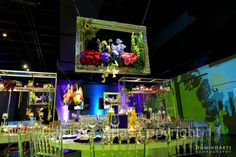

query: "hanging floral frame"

left=103, top=92, right=120, bottom=109
left=75, top=16, right=151, bottom=79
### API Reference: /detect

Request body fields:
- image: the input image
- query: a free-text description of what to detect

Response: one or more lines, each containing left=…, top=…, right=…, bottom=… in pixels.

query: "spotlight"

left=23, top=64, right=28, bottom=69
left=2, top=32, right=7, bottom=37
left=22, top=64, right=30, bottom=71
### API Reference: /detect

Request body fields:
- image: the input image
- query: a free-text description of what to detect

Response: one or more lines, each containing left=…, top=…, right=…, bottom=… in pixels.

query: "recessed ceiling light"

left=23, top=64, right=28, bottom=69
left=2, top=32, right=7, bottom=37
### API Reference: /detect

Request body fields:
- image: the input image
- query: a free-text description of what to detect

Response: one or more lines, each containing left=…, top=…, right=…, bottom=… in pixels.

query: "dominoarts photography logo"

left=195, top=145, right=231, bottom=154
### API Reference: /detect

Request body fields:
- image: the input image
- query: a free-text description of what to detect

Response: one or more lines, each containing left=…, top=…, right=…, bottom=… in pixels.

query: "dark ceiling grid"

left=24, top=4, right=46, bottom=70
left=12, top=4, right=35, bottom=65
left=0, top=0, right=59, bottom=72
left=0, top=0, right=236, bottom=82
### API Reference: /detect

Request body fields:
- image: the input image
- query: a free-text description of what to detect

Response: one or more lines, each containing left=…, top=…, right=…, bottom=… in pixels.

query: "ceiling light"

left=23, top=64, right=28, bottom=69
left=2, top=33, right=7, bottom=37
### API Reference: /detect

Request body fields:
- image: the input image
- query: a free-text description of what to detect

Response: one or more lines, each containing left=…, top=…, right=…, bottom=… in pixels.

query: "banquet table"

left=58, top=138, right=182, bottom=157
left=0, top=133, right=29, bottom=144
left=0, top=126, right=194, bottom=157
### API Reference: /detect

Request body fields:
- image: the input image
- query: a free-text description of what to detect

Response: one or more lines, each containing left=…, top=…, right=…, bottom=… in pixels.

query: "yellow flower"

left=102, top=40, right=107, bottom=45
left=101, top=74, right=106, bottom=83
left=101, top=72, right=109, bottom=83
left=104, top=72, right=109, bottom=77
left=108, top=39, right=113, bottom=43
left=107, top=45, right=111, bottom=51
left=109, top=64, right=114, bottom=71
left=114, top=60, right=119, bottom=67
left=84, top=23, right=91, bottom=30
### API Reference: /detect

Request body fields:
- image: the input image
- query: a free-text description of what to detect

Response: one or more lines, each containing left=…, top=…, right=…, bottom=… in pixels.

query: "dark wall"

left=59, top=0, right=104, bottom=71
left=0, top=92, right=19, bottom=122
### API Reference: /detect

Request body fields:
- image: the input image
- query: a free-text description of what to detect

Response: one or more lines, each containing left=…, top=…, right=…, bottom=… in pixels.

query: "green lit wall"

left=151, top=81, right=178, bottom=118
left=175, top=56, right=236, bottom=135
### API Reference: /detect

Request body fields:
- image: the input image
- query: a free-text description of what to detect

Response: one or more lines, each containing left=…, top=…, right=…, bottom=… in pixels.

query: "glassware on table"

left=67, top=120, right=74, bottom=135
left=1, top=113, right=9, bottom=133
left=107, top=108, right=115, bottom=121
left=110, top=114, right=120, bottom=129
left=59, top=120, right=67, bottom=133
left=80, top=122, right=88, bottom=139
left=137, top=113, right=143, bottom=120
left=39, top=112, right=44, bottom=122
left=2, top=113, right=8, bottom=126
left=71, top=113, right=77, bottom=121
left=88, top=116, right=97, bottom=130
left=29, top=113, right=35, bottom=125
left=98, top=115, right=106, bottom=133
left=110, top=114, right=120, bottom=141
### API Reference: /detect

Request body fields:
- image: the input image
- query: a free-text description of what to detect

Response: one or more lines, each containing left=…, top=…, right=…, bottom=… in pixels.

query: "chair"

left=4, top=126, right=29, bottom=157
left=29, top=127, right=82, bottom=157
left=29, top=129, right=63, bottom=157
left=143, top=127, right=170, bottom=157
left=49, top=121, right=60, bottom=129
left=120, top=129, right=131, bottom=157
left=172, top=122, right=209, bottom=157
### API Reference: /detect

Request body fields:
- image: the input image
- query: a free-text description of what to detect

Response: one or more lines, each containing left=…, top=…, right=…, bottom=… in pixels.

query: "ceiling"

left=0, top=0, right=59, bottom=72
left=1, top=0, right=236, bottom=82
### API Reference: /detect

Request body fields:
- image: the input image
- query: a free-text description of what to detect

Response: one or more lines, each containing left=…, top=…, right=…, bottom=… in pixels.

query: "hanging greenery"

left=131, top=32, right=145, bottom=71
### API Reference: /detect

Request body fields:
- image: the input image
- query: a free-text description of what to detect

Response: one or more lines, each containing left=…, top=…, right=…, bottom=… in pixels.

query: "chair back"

left=49, top=121, right=60, bottom=129
left=29, top=129, right=63, bottom=157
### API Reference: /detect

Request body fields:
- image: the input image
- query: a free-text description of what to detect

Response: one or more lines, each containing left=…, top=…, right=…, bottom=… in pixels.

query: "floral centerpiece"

left=63, top=83, right=84, bottom=109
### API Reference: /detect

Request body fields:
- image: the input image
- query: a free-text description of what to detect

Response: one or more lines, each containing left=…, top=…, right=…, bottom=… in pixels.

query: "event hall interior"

left=1, top=0, right=236, bottom=156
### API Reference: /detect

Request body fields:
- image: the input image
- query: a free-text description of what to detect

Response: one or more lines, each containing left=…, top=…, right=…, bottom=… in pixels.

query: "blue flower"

left=101, top=52, right=111, bottom=62
left=112, top=50, right=120, bottom=59
left=103, top=46, right=109, bottom=52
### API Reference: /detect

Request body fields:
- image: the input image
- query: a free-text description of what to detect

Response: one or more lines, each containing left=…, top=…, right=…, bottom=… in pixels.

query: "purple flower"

left=101, top=52, right=111, bottom=62
left=80, top=51, right=85, bottom=58
left=119, top=44, right=126, bottom=52
left=111, top=43, right=126, bottom=54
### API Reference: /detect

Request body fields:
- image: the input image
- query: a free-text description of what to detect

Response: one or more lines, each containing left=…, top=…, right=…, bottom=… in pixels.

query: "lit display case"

left=118, top=77, right=177, bottom=118
left=0, top=70, right=57, bottom=122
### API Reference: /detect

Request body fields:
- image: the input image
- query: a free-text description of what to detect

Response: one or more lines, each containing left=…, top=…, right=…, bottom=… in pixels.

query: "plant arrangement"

left=98, top=38, right=139, bottom=82
left=63, top=83, right=84, bottom=109
left=79, top=35, right=144, bottom=82
left=76, top=17, right=148, bottom=82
